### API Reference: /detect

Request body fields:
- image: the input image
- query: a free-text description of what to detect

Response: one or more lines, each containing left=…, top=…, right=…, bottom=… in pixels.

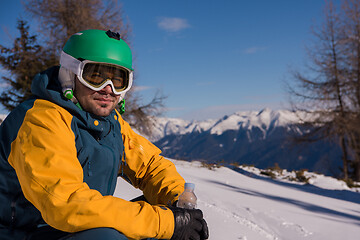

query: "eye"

left=91, top=72, right=101, bottom=77
left=87, top=72, right=104, bottom=81
left=113, top=77, right=124, bottom=83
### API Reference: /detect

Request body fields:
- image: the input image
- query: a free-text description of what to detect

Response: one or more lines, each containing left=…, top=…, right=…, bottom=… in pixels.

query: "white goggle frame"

left=60, top=51, right=133, bottom=95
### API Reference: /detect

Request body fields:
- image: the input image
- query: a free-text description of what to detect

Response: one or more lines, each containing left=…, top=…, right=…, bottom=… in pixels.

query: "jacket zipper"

left=102, top=143, right=118, bottom=195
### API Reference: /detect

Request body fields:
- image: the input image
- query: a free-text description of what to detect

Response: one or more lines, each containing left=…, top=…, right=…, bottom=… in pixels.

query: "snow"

left=239, top=165, right=352, bottom=191
left=114, top=160, right=360, bottom=240
left=150, top=109, right=303, bottom=141
left=209, top=109, right=305, bottom=136
left=150, top=117, right=217, bottom=141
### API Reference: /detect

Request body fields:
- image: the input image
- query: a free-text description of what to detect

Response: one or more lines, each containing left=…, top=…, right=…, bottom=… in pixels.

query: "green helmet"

left=63, top=29, right=133, bottom=70
left=59, top=29, right=133, bottom=108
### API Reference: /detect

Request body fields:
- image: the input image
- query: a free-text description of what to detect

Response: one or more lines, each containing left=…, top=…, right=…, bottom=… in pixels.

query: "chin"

left=94, top=111, right=112, bottom=117
left=99, top=106, right=116, bottom=116
left=80, top=99, right=116, bottom=116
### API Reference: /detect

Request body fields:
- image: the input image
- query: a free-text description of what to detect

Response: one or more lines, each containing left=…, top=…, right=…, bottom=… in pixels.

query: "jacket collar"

left=31, top=66, right=118, bottom=134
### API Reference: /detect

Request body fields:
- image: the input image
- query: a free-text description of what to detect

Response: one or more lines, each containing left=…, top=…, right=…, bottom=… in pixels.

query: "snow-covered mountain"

left=150, top=108, right=343, bottom=177
left=150, top=108, right=302, bottom=141
left=115, top=159, right=360, bottom=240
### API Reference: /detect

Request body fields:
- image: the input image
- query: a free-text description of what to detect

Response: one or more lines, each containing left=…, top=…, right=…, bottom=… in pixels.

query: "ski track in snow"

left=200, top=200, right=279, bottom=239
left=200, top=198, right=314, bottom=240
left=281, top=221, right=312, bottom=237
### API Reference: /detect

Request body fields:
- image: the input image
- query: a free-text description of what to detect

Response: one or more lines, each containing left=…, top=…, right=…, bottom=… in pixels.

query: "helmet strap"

left=63, top=89, right=78, bottom=108
left=59, top=67, right=83, bottom=110
left=63, top=88, right=83, bottom=110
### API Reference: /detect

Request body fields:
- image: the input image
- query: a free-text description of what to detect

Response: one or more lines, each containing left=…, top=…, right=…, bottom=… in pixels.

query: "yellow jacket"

left=3, top=67, right=185, bottom=239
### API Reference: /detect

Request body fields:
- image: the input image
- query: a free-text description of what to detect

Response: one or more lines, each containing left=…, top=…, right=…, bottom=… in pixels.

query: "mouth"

left=94, top=96, right=115, bottom=105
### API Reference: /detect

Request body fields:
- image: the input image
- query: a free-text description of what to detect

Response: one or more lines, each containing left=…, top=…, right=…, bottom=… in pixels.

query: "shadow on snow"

left=205, top=166, right=360, bottom=225
left=230, top=166, right=360, bottom=205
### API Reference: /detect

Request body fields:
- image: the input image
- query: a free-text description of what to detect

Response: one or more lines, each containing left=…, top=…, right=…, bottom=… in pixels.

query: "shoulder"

left=24, top=99, right=74, bottom=131
left=114, top=109, right=162, bottom=156
left=1, top=98, right=73, bottom=139
left=114, top=110, right=141, bottom=139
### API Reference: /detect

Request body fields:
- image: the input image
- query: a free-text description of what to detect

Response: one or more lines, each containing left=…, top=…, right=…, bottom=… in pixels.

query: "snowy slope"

left=114, top=159, right=360, bottom=240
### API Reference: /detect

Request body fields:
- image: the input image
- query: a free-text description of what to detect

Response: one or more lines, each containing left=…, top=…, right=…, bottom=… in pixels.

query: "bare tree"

left=287, top=1, right=352, bottom=180
left=123, top=90, right=167, bottom=138
left=24, top=0, right=131, bottom=53
left=341, top=0, right=360, bottom=181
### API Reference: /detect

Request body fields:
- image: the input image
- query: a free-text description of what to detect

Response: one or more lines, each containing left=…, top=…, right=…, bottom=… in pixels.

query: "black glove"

left=170, top=207, right=209, bottom=240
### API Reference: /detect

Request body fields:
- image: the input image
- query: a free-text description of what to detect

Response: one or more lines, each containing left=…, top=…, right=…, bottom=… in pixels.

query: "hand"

left=170, top=207, right=209, bottom=240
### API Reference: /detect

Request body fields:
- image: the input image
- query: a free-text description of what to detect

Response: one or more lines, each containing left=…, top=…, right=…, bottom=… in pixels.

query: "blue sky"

left=0, top=0, right=340, bottom=120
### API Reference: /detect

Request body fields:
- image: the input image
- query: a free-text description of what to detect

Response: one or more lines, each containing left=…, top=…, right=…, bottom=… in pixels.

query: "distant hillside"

left=151, top=109, right=343, bottom=177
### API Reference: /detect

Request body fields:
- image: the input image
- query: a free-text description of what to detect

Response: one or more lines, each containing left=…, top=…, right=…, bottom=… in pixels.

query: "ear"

left=58, top=66, right=75, bottom=93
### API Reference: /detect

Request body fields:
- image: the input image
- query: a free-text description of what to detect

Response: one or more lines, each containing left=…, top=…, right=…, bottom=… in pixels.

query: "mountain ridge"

left=150, top=108, right=342, bottom=177
left=150, top=108, right=305, bottom=141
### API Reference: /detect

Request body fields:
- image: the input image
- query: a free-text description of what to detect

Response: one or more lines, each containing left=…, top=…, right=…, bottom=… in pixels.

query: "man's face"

left=74, top=78, right=120, bottom=117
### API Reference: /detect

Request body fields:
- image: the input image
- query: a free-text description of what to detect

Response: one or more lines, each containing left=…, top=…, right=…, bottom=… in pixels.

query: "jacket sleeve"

left=117, top=112, right=185, bottom=206
left=8, top=100, right=175, bottom=240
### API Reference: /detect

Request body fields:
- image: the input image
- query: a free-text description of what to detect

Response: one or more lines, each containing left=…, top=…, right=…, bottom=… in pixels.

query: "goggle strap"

left=60, top=51, right=82, bottom=76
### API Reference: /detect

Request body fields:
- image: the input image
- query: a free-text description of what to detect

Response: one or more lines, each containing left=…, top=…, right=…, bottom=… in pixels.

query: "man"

left=0, top=29, right=208, bottom=240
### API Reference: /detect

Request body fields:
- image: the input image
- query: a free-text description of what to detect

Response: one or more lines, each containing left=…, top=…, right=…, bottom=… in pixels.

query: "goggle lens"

left=82, top=63, right=129, bottom=92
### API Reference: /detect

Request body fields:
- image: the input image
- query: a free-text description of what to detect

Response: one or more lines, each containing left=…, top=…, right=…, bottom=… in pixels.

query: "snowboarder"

left=0, top=29, right=209, bottom=240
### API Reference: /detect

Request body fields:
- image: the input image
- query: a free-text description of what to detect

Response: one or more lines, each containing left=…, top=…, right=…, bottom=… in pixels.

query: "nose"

left=100, top=84, right=114, bottom=94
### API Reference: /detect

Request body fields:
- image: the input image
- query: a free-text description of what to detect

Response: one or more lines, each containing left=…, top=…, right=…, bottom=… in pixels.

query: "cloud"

left=243, top=46, right=267, bottom=54
left=157, top=17, right=191, bottom=32
left=132, top=85, right=153, bottom=92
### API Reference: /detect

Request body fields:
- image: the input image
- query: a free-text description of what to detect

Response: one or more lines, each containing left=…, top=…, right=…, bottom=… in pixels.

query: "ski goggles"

left=60, top=51, right=133, bottom=95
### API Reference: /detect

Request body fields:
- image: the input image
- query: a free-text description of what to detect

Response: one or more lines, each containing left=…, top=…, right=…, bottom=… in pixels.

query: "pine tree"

left=0, top=20, right=57, bottom=110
